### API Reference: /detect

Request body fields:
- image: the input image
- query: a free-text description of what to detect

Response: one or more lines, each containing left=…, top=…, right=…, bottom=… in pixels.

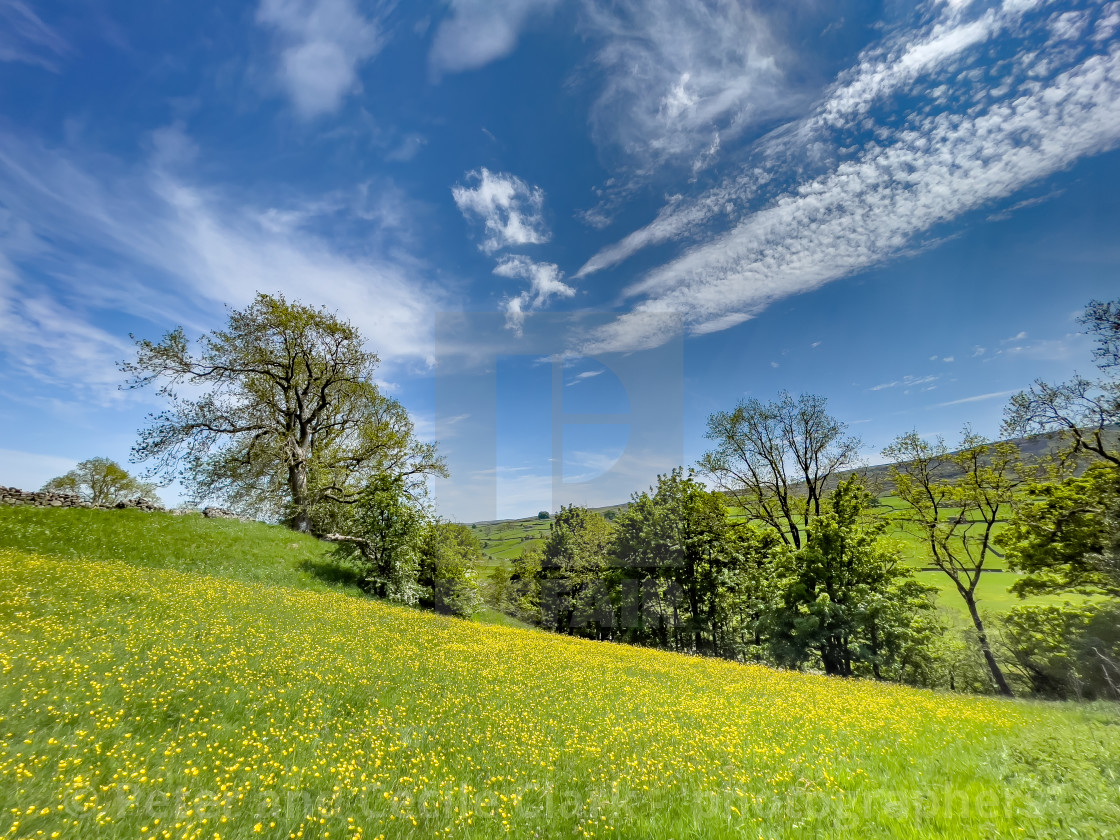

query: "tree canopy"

left=700, top=392, right=860, bottom=549
left=122, top=293, right=445, bottom=531
left=1004, top=297, right=1120, bottom=467
left=40, top=457, right=159, bottom=506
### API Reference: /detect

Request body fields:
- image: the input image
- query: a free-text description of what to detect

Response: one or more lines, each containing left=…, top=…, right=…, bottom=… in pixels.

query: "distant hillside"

left=472, top=427, right=1119, bottom=527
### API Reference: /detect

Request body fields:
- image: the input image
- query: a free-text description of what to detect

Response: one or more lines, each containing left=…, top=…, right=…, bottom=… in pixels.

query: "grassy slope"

left=1, top=508, right=1120, bottom=838
left=0, top=506, right=366, bottom=595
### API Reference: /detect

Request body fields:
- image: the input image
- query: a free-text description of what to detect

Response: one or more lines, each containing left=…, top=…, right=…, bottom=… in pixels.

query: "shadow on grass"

left=298, top=554, right=367, bottom=590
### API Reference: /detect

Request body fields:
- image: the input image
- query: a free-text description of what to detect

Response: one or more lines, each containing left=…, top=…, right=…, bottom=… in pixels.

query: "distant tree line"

left=113, top=289, right=1119, bottom=695
left=495, top=298, right=1120, bottom=700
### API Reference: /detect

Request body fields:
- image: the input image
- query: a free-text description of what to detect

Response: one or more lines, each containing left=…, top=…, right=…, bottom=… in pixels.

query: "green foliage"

left=537, top=510, right=550, bottom=520
left=538, top=505, right=614, bottom=637
left=1000, top=464, right=1120, bottom=598
left=883, top=429, right=1026, bottom=696
left=328, top=473, right=424, bottom=603
left=611, top=468, right=736, bottom=653
left=1003, top=602, right=1120, bottom=700
left=417, top=522, right=483, bottom=617
left=767, top=478, right=939, bottom=680
left=123, top=292, right=445, bottom=530
left=700, top=392, right=861, bottom=549
left=40, top=457, right=160, bottom=506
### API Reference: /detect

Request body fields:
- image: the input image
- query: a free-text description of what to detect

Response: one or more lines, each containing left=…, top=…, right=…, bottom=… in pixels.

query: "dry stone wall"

left=0, top=486, right=165, bottom=512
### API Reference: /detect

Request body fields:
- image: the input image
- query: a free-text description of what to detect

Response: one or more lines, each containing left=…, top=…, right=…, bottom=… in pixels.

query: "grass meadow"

left=1, top=508, right=1119, bottom=838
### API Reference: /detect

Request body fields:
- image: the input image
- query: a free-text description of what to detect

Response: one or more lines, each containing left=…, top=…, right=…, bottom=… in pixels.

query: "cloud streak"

left=0, top=129, right=442, bottom=397
left=579, top=1, right=1120, bottom=354
left=0, top=0, right=69, bottom=71
left=581, top=0, right=789, bottom=169
left=933, top=390, right=1016, bottom=408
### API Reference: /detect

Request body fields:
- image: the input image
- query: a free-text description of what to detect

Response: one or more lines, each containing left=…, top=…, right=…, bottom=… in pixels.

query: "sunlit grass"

left=0, top=507, right=362, bottom=596
left=2, top=543, right=1120, bottom=839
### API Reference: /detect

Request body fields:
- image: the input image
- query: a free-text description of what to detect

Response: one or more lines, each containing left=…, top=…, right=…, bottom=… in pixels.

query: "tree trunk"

left=288, top=458, right=311, bottom=532
left=964, top=593, right=1014, bottom=697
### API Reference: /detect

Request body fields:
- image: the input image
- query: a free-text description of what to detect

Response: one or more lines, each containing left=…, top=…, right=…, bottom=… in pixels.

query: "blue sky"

left=1, top=0, right=1118, bottom=521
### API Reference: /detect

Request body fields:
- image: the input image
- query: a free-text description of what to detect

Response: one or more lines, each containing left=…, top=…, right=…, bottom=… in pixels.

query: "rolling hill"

left=0, top=506, right=1118, bottom=838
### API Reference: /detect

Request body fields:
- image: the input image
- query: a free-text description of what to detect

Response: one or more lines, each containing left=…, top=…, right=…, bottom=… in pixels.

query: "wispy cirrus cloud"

left=452, top=168, right=550, bottom=254
left=429, top=0, right=561, bottom=75
left=0, top=126, right=442, bottom=398
left=0, top=254, right=133, bottom=402
left=868, top=374, right=941, bottom=393
left=933, top=390, right=1016, bottom=408
left=579, top=0, right=1120, bottom=354
left=255, top=0, right=387, bottom=118
left=581, top=0, right=791, bottom=170
left=0, top=0, right=69, bottom=71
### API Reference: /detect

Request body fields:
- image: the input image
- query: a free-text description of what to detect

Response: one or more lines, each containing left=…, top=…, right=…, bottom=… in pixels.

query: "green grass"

left=472, top=519, right=552, bottom=565
left=3, top=536, right=1120, bottom=839
left=0, top=506, right=365, bottom=595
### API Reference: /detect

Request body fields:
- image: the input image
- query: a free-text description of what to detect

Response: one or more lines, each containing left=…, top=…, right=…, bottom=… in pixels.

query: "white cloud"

left=579, top=3, right=1120, bottom=354
left=493, top=255, right=574, bottom=334
left=868, top=374, right=941, bottom=392
left=1050, top=10, right=1090, bottom=41
left=452, top=168, right=550, bottom=254
left=429, top=0, right=560, bottom=75
left=581, top=0, right=789, bottom=169
left=577, top=0, right=1049, bottom=279
left=811, top=3, right=1020, bottom=131
left=1093, top=3, right=1120, bottom=41
left=0, top=128, right=441, bottom=389
left=566, top=372, right=604, bottom=387
left=0, top=0, right=69, bottom=71
left=0, top=256, right=134, bottom=402
left=933, top=389, right=1015, bottom=407
left=256, top=0, right=386, bottom=118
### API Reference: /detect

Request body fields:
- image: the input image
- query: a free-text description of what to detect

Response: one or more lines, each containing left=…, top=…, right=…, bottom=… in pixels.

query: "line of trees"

left=116, top=290, right=1119, bottom=696
left=498, top=298, right=1120, bottom=698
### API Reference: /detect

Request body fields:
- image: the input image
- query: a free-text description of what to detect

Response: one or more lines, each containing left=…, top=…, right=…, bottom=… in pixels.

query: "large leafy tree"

left=122, top=293, right=445, bottom=531
left=1004, top=297, right=1120, bottom=466
left=416, top=521, right=484, bottom=617
left=700, top=392, right=861, bottom=549
left=883, top=430, right=1026, bottom=696
left=40, top=457, right=159, bottom=506
left=767, top=478, right=937, bottom=680
left=999, top=464, right=1120, bottom=599
left=610, top=469, right=735, bottom=653
left=537, top=505, right=614, bottom=637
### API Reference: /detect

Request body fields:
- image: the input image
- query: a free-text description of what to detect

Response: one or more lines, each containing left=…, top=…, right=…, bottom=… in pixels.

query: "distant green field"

left=469, top=496, right=1082, bottom=620
left=472, top=518, right=553, bottom=564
